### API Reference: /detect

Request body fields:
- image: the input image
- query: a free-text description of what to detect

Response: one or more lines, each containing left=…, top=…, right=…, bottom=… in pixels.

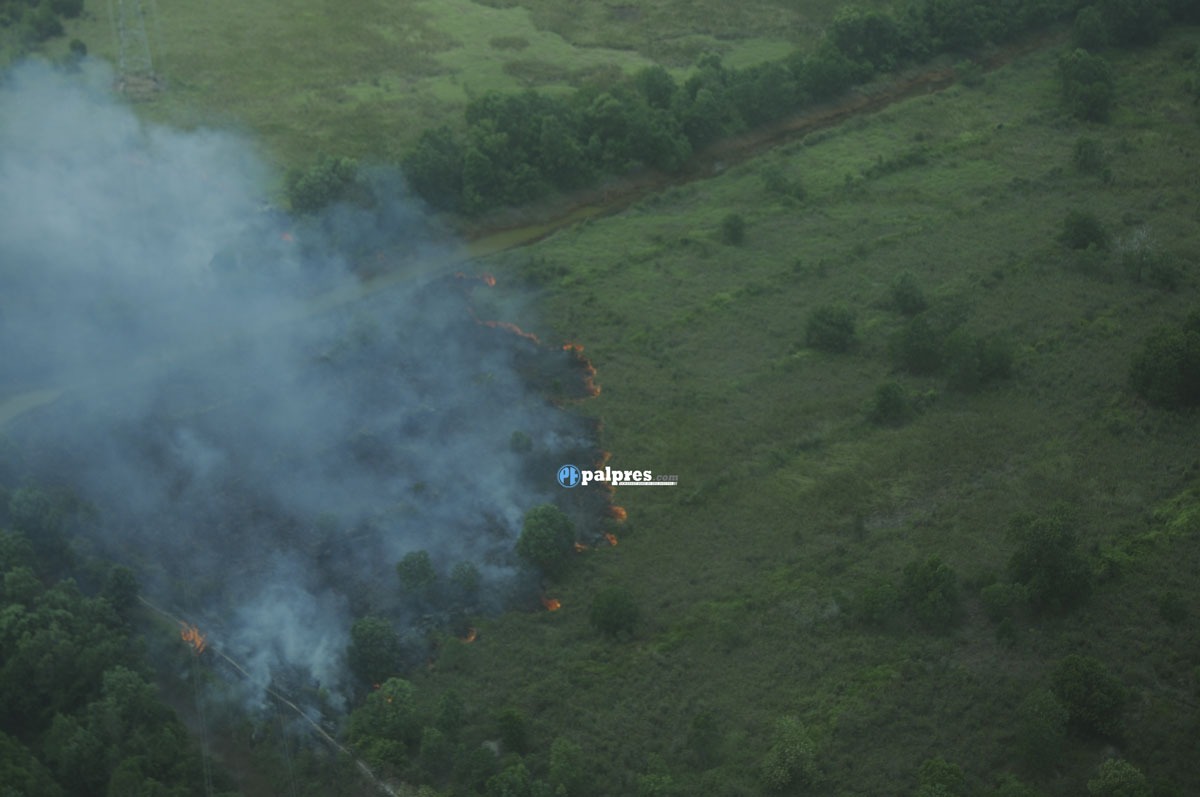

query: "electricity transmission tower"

left=108, top=0, right=155, bottom=78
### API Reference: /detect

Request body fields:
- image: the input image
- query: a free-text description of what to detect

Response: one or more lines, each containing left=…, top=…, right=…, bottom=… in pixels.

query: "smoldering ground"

left=0, top=61, right=601, bottom=709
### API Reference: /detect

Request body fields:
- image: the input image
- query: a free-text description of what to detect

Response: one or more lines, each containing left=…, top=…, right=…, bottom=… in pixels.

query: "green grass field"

left=49, top=0, right=868, bottom=171
left=415, top=30, right=1200, bottom=795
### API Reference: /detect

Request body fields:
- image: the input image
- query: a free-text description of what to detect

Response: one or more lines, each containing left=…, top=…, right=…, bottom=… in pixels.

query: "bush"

left=889, top=271, right=928, bottom=316
left=1129, top=325, right=1200, bottom=407
left=1051, top=654, right=1128, bottom=739
left=516, top=504, right=575, bottom=576
left=495, top=708, right=529, bottom=755
left=589, top=586, right=640, bottom=637
left=720, top=213, right=746, bottom=245
left=805, top=304, right=856, bottom=352
left=868, top=381, right=913, bottom=426
left=901, top=555, right=962, bottom=631
left=1059, top=209, right=1109, bottom=250
left=1006, top=510, right=1093, bottom=614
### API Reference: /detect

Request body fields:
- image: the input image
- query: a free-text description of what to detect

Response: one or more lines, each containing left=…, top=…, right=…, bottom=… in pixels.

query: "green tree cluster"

left=1006, top=509, right=1093, bottom=614
left=515, top=504, right=575, bottom=576
left=1129, top=313, right=1200, bottom=408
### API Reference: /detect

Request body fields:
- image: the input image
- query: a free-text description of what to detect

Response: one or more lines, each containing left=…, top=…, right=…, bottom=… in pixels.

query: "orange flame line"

left=609, top=506, right=628, bottom=522
left=574, top=541, right=590, bottom=552
left=179, top=622, right=207, bottom=655
left=541, top=596, right=562, bottom=612
left=604, top=533, right=619, bottom=546
left=461, top=627, right=478, bottom=643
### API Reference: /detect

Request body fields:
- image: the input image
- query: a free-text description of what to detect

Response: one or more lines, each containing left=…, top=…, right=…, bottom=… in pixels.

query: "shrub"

left=286, top=154, right=361, bottom=214
left=347, top=617, right=404, bottom=685
left=805, top=304, right=856, bottom=352
left=901, top=555, right=962, bottom=631
left=1051, top=654, right=1128, bottom=739
left=589, top=586, right=640, bottom=637
left=1129, top=325, right=1200, bottom=407
left=1059, top=209, right=1109, bottom=250
left=495, top=708, right=529, bottom=755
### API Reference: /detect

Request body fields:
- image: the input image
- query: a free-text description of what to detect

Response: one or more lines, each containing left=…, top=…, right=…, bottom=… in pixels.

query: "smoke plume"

left=0, top=61, right=596, bottom=708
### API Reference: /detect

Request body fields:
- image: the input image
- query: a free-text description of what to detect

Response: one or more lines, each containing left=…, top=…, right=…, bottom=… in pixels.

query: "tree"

left=548, top=737, right=586, bottom=796
left=1072, top=136, right=1107, bottom=174
left=1088, top=758, right=1151, bottom=797
left=943, top=331, right=1013, bottom=392
left=1072, top=6, right=1110, bottom=50
left=892, top=314, right=944, bottom=374
left=347, top=616, right=404, bottom=684
left=1059, top=49, right=1115, bottom=122
left=1051, top=655, right=1127, bottom=739
left=901, top=555, right=962, bottom=631
left=286, top=154, right=360, bottom=214
left=495, top=708, right=529, bottom=755
left=806, top=304, right=856, bottom=352
left=589, top=586, right=640, bottom=637
left=868, top=381, right=913, bottom=427
left=1006, top=510, right=1092, bottom=613
left=720, top=213, right=745, bottom=245
left=829, top=8, right=904, bottom=71
left=759, top=716, right=816, bottom=791
left=1015, top=688, right=1068, bottom=771
left=516, top=504, right=575, bottom=576
left=1129, top=325, right=1200, bottom=408
left=889, top=271, right=928, bottom=316
left=1098, top=0, right=1166, bottom=46
left=916, top=756, right=966, bottom=797
left=101, top=565, right=139, bottom=619
left=1059, top=209, right=1109, bottom=250
left=396, top=550, right=437, bottom=596
left=347, top=678, right=421, bottom=748
left=403, top=126, right=465, bottom=212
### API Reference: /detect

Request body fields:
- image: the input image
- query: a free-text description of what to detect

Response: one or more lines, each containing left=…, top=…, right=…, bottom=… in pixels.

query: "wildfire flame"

left=604, top=532, right=619, bottom=546
left=541, top=596, right=562, bottom=612
left=564, top=344, right=601, bottom=397
left=563, top=342, right=584, bottom=353
left=479, top=317, right=542, bottom=345
left=574, top=541, right=589, bottom=552
left=609, top=505, right=627, bottom=522
left=454, top=271, right=497, bottom=287
left=179, top=622, right=207, bottom=655
left=596, top=450, right=612, bottom=468
left=461, top=627, right=478, bottom=643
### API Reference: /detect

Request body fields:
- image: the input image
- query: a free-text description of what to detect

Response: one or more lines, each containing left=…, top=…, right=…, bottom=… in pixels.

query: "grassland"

left=416, top=29, right=1200, bottom=795
left=49, top=0, right=874, bottom=171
